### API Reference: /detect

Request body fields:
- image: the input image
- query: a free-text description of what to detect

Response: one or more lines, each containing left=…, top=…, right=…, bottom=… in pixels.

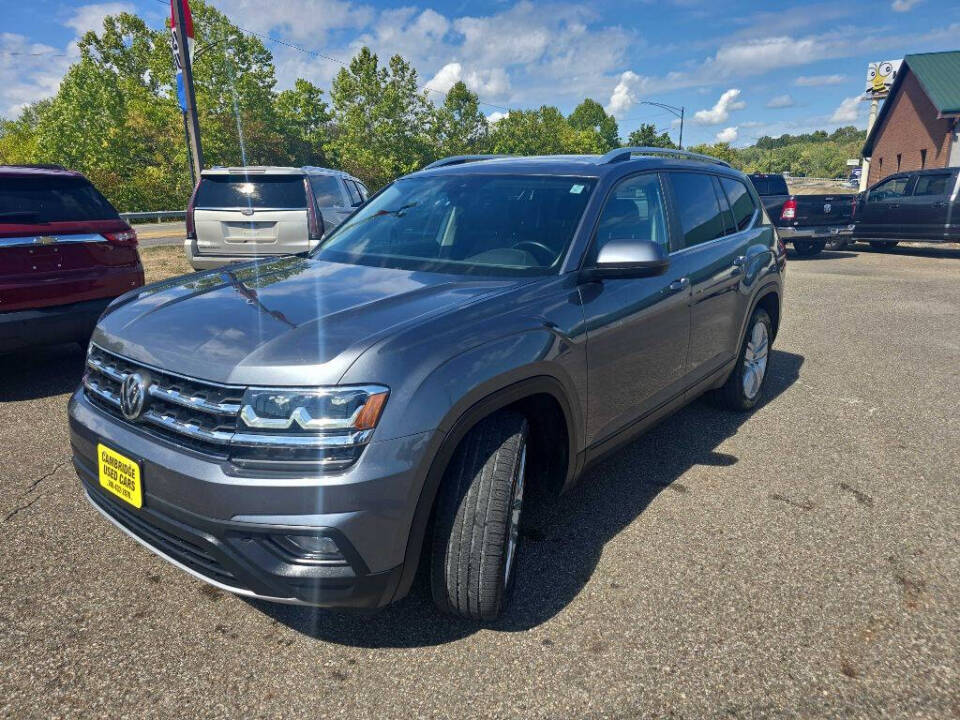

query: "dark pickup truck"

left=748, top=173, right=855, bottom=257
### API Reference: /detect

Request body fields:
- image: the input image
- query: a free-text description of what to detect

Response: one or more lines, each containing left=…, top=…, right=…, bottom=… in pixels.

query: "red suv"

left=0, top=166, right=144, bottom=352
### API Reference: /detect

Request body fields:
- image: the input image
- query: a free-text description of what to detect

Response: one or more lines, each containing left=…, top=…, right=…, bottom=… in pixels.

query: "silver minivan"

left=184, top=166, right=368, bottom=270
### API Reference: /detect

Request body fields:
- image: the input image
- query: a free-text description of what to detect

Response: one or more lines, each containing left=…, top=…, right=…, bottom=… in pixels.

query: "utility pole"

left=678, top=106, right=684, bottom=150
left=171, top=0, right=203, bottom=182
left=859, top=98, right=878, bottom=192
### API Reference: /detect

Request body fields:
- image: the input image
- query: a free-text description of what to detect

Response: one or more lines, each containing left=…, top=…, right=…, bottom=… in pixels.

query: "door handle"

left=668, top=277, right=690, bottom=292
left=732, top=255, right=746, bottom=268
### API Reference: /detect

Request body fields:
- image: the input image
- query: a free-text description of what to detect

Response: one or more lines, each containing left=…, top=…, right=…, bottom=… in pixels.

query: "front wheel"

left=713, top=308, right=772, bottom=411
left=430, top=411, right=529, bottom=620
left=792, top=240, right=826, bottom=258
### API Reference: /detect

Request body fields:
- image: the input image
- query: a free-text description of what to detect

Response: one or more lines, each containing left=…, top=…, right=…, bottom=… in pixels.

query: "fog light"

left=276, top=534, right=344, bottom=562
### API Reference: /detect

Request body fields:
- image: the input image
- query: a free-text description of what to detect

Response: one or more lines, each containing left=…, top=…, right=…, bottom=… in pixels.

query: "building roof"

left=862, top=50, right=960, bottom=156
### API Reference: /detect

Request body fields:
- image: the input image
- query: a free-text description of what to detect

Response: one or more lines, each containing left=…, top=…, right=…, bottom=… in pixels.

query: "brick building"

left=862, top=51, right=960, bottom=186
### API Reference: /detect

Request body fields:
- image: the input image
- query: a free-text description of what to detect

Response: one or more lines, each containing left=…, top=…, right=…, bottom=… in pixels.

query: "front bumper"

left=777, top=224, right=854, bottom=241
left=69, top=388, right=439, bottom=608
left=0, top=297, right=112, bottom=352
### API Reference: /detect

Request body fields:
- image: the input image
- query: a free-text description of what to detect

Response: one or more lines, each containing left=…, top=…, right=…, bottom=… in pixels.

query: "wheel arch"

left=390, top=375, right=579, bottom=603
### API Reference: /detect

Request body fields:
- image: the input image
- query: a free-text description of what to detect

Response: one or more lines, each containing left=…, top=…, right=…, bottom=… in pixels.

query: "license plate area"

left=97, top=443, right=143, bottom=509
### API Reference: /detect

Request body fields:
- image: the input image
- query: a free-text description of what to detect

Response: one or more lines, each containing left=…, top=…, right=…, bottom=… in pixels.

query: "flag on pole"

left=170, top=0, right=195, bottom=112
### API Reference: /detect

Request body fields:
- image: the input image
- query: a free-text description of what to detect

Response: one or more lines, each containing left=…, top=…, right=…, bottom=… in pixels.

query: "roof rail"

left=422, top=154, right=508, bottom=170
left=599, top=147, right=731, bottom=167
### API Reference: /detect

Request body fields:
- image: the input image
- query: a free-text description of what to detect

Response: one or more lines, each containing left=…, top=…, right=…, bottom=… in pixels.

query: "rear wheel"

left=792, top=240, right=826, bottom=257
left=430, top=411, right=529, bottom=620
left=713, top=308, right=772, bottom=411
left=869, top=240, right=899, bottom=250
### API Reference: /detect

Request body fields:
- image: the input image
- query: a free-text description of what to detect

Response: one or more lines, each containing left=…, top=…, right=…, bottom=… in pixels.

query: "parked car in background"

left=184, top=166, right=369, bottom=270
left=853, top=168, right=960, bottom=249
left=750, top=172, right=855, bottom=257
left=773, top=193, right=856, bottom=257
left=848, top=167, right=862, bottom=188
left=0, top=165, right=143, bottom=353
left=70, top=148, right=784, bottom=620
left=748, top=173, right=790, bottom=219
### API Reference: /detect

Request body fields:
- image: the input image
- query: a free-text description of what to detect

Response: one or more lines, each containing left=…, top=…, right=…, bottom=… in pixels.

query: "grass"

left=140, top=245, right=193, bottom=285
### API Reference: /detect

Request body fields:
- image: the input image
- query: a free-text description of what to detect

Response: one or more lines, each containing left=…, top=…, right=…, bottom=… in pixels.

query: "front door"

left=859, top=175, right=912, bottom=239
left=580, top=172, right=691, bottom=446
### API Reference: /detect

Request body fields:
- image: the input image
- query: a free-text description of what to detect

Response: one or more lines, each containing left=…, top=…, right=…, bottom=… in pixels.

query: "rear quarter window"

left=0, top=175, right=119, bottom=223
left=913, top=174, right=952, bottom=197
left=720, top=177, right=757, bottom=231
left=195, top=175, right=307, bottom=209
left=309, top=175, right=343, bottom=205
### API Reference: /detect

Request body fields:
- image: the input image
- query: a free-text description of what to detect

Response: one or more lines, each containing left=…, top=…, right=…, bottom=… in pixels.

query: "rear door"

left=0, top=173, right=141, bottom=312
left=858, top=175, right=912, bottom=239
left=193, top=173, right=310, bottom=257
left=902, top=171, right=956, bottom=240
left=665, top=171, right=756, bottom=382
left=308, top=174, right=352, bottom=233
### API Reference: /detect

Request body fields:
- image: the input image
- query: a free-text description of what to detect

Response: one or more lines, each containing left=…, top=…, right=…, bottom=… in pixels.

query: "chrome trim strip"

left=149, top=385, right=242, bottom=415
left=0, top=233, right=106, bottom=248
left=84, top=375, right=372, bottom=450
left=90, top=344, right=244, bottom=390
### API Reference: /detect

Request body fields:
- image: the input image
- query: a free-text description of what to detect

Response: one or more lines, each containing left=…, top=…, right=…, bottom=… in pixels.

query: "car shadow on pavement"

left=851, top=243, right=960, bottom=260
left=256, top=349, right=804, bottom=648
left=0, top=343, right=86, bottom=401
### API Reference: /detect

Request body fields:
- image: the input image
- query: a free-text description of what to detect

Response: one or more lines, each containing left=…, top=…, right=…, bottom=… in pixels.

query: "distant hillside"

left=687, top=126, right=867, bottom=179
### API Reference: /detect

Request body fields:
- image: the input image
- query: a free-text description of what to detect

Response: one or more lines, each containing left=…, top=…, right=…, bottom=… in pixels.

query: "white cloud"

left=63, top=3, right=135, bottom=36
left=211, top=0, right=374, bottom=44
left=487, top=111, right=508, bottom=124
left=693, top=88, right=745, bottom=125
left=426, top=61, right=510, bottom=97
left=830, top=96, right=861, bottom=123
left=766, top=94, right=794, bottom=109
left=709, top=36, right=828, bottom=75
left=605, top=70, right=649, bottom=116
left=794, top=74, right=847, bottom=86
left=892, top=0, right=921, bottom=11
left=715, top=126, right=738, bottom=143
left=0, top=33, right=72, bottom=117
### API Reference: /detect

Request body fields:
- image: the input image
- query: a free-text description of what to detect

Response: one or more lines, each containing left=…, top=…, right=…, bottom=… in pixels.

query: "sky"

left=2, top=0, right=959, bottom=147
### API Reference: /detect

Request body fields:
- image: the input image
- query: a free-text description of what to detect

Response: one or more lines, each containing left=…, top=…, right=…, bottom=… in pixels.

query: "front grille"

left=89, top=487, right=237, bottom=586
left=84, top=345, right=242, bottom=456
left=82, top=345, right=369, bottom=469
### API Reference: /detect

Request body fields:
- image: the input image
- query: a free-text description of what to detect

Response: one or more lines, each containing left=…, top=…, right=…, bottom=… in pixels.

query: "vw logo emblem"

left=120, top=372, right=149, bottom=421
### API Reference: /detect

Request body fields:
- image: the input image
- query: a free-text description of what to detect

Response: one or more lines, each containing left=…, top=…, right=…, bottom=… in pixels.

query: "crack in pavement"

left=3, top=457, right=69, bottom=525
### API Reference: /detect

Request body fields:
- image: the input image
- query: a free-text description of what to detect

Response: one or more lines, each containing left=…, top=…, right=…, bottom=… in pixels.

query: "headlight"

left=239, top=385, right=389, bottom=433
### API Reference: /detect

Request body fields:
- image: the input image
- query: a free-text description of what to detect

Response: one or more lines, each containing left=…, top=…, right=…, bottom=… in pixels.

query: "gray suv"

left=184, top=166, right=368, bottom=270
left=69, top=149, right=785, bottom=620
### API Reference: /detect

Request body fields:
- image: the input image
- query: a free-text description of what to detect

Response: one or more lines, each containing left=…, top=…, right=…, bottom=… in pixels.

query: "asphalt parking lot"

left=1, top=244, right=958, bottom=719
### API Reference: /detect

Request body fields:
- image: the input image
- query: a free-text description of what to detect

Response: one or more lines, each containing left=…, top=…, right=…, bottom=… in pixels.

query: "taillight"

left=780, top=198, right=797, bottom=221
left=185, top=179, right=200, bottom=240
left=304, top=178, right=324, bottom=241
left=104, top=229, right=138, bottom=247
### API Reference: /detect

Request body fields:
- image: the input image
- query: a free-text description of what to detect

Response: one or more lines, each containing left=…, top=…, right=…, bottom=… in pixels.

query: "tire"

left=825, top=237, right=849, bottom=251
left=713, top=308, right=772, bottom=411
left=792, top=240, right=826, bottom=258
left=430, top=411, right=529, bottom=620
left=869, top=240, right=899, bottom=250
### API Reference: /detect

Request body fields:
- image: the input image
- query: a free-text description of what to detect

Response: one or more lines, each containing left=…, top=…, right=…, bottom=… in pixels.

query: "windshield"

left=314, top=174, right=596, bottom=276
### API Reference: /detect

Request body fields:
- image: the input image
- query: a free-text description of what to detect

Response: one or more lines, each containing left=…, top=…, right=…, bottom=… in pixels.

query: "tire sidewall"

left=733, top=309, right=772, bottom=410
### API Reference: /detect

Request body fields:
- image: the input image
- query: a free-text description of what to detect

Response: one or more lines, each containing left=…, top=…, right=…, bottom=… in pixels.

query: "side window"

left=309, top=175, right=342, bottom=206
left=343, top=179, right=362, bottom=206
left=591, top=173, right=668, bottom=260
left=720, top=177, right=757, bottom=232
left=868, top=177, right=909, bottom=202
left=913, top=174, right=951, bottom=197
left=355, top=181, right=369, bottom=200
left=667, top=172, right=727, bottom=248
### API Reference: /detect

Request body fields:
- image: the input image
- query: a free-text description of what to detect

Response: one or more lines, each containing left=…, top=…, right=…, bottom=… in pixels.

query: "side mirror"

left=583, top=239, right=670, bottom=280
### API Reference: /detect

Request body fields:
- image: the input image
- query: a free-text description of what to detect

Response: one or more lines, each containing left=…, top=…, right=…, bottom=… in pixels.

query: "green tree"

left=568, top=98, right=620, bottom=151
left=328, top=47, right=433, bottom=189
left=625, top=123, right=676, bottom=149
left=431, top=81, right=488, bottom=157
left=275, top=79, right=331, bottom=165
left=487, top=106, right=605, bottom=155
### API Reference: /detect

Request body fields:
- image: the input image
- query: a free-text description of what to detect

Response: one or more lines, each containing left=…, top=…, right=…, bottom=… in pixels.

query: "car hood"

left=93, top=256, right=526, bottom=386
